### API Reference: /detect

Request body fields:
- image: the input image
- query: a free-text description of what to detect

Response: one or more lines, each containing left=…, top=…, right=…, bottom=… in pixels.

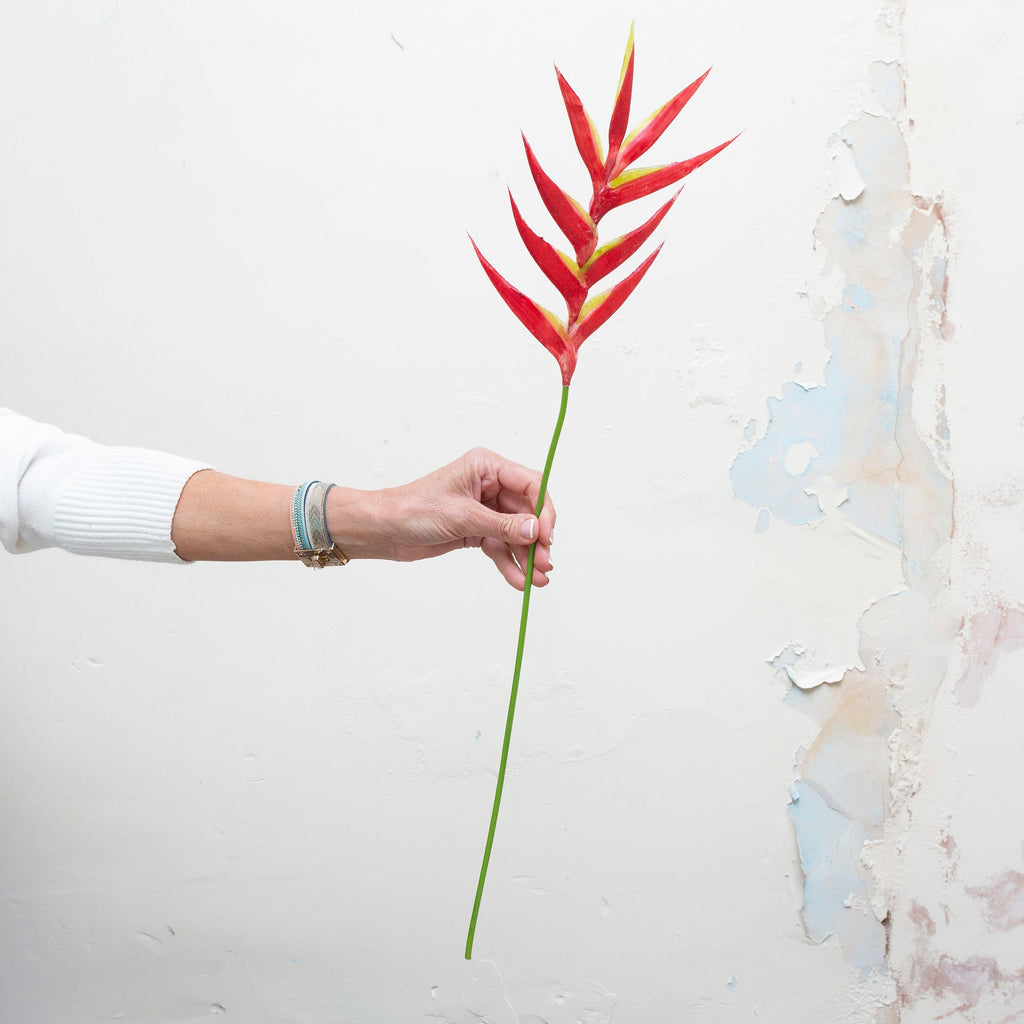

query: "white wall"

left=1, top=2, right=1020, bottom=1021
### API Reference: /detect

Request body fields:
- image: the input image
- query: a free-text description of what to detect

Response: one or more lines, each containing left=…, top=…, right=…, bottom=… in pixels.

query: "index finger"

left=493, top=458, right=556, bottom=545
left=468, top=449, right=556, bottom=545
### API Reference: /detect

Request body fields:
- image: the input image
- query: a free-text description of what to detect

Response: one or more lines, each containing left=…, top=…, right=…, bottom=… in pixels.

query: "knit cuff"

left=53, top=449, right=211, bottom=563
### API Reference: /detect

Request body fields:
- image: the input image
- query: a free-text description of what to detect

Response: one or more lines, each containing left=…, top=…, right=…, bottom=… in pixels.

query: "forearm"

left=169, top=470, right=289, bottom=561
left=170, top=469, right=384, bottom=562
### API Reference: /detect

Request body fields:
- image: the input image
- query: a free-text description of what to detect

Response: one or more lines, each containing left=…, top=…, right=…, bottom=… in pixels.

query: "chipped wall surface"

left=1, top=1, right=1021, bottom=1022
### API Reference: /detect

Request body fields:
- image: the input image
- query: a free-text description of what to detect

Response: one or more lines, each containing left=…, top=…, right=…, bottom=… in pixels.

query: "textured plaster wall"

left=884, top=2, right=1024, bottom=1020
left=0, top=2, right=1020, bottom=1022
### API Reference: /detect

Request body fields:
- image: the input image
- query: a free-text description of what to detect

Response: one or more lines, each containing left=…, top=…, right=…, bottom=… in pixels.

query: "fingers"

left=535, top=489, right=556, bottom=549
left=495, top=463, right=556, bottom=547
left=460, top=448, right=556, bottom=545
left=465, top=504, right=554, bottom=577
left=486, top=490, right=553, bottom=575
left=458, top=502, right=550, bottom=567
left=460, top=448, right=557, bottom=590
left=528, top=541, right=552, bottom=575
left=481, top=538, right=526, bottom=590
left=440, top=448, right=558, bottom=591
left=481, top=537, right=551, bottom=591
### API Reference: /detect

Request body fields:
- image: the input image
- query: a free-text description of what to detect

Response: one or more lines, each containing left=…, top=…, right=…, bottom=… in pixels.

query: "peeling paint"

left=788, top=779, right=885, bottom=970
left=734, top=49, right=955, bottom=984
left=800, top=672, right=896, bottom=828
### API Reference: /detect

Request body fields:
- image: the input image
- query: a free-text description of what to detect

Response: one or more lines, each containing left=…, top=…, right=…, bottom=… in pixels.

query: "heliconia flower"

left=471, top=24, right=734, bottom=386
left=465, top=25, right=733, bottom=961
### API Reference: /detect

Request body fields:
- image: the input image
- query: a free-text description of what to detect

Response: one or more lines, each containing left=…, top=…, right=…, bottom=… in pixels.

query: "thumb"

left=463, top=503, right=539, bottom=545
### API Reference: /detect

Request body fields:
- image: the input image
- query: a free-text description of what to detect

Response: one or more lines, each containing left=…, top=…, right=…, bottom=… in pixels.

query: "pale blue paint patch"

left=788, top=780, right=886, bottom=972
left=870, top=61, right=905, bottom=120
left=783, top=678, right=837, bottom=720
left=803, top=741, right=888, bottom=828
left=731, top=116, right=907, bottom=546
left=755, top=508, right=771, bottom=533
left=731, top=380, right=873, bottom=528
left=841, top=282, right=874, bottom=312
left=844, top=481, right=901, bottom=546
left=771, top=643, right=803, bottom=672
left=832, top=201, right=869, bottom=249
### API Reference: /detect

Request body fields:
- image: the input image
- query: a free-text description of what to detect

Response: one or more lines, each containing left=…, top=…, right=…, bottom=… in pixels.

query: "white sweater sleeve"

left=0, top=408, right=211, bottom=562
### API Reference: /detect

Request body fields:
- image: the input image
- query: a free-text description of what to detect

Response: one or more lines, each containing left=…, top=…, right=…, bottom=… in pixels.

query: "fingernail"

left=521, top=518, right=535, bottom=541
left=549, top=530, right=555, bottom=544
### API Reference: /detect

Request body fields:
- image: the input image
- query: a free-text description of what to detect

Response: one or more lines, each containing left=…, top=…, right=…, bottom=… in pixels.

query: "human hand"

left=325, top=448, right=555, bottom=590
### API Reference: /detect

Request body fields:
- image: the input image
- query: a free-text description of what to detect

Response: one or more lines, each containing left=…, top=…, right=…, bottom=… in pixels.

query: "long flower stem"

left=465, top=383, right=570, bottom=960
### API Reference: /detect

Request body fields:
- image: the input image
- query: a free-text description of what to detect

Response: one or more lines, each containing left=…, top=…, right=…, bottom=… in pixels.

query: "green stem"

left=465, top=383, right=570, bottom=960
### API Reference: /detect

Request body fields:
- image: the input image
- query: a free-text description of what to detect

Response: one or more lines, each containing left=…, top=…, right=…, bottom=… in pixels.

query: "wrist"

left=323, top=485, right=384, bottom=560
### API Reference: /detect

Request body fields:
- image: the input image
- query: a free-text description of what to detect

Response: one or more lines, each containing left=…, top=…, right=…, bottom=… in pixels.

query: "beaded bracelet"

left=291, top=480, right=349, bottom=568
